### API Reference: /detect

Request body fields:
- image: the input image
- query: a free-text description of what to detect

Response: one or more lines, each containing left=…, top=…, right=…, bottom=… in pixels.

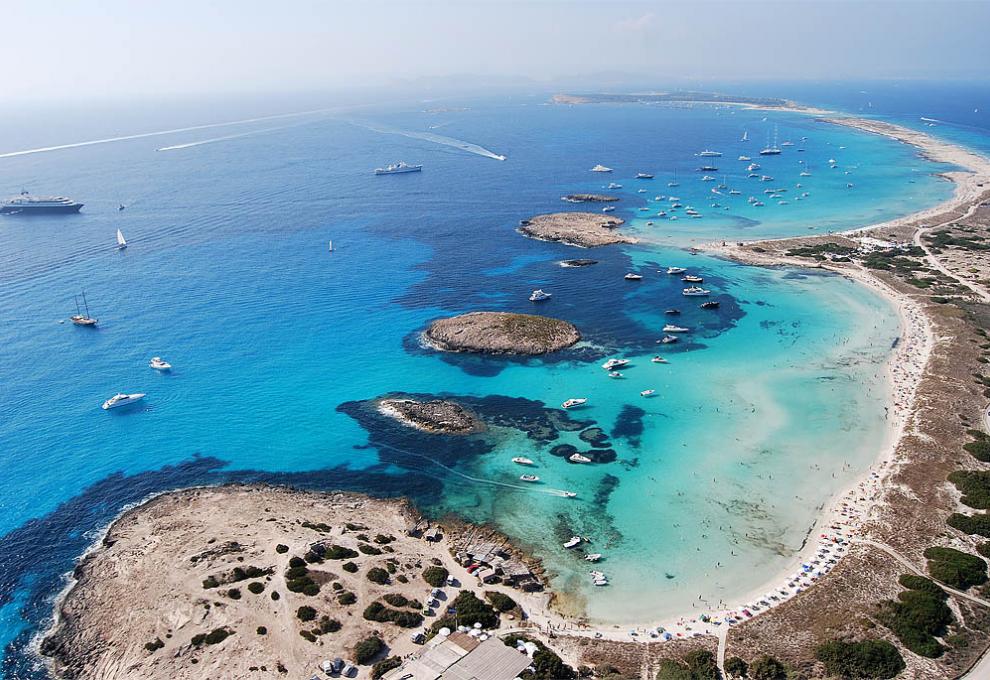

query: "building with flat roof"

left=382, top=634, right=530, bottom=680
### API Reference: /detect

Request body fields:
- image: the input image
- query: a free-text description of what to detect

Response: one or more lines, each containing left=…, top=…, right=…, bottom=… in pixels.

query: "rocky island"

left=377, top=396, right=484, bottom=434
left=517, top=212, right=633, bottom=248
left=424, top=311, right=580, bottom=355
left=560, top=193, right=619, bottom=203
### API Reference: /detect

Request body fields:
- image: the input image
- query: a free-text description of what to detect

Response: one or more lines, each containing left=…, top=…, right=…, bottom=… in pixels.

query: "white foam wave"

left=156, top=124, right=291, bottom=151
left=351, top=120, right=506, bottom=161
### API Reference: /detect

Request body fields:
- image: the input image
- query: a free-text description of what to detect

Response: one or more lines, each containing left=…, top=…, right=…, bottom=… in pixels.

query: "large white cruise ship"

left=1, top=192, right=83, bottom=214
left=374, top=161, right=423, bottom=175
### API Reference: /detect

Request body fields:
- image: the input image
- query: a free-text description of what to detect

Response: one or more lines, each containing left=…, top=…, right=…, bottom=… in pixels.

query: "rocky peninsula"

left=517, top=212, right=633, bottom=248
left=423, top=311, right=580, bottom=355
left=377, top=397, right=484, bottom=434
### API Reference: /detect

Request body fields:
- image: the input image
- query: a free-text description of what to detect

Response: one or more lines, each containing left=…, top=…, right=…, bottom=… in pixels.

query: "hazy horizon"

left=4, top=0, right=990, bottom=103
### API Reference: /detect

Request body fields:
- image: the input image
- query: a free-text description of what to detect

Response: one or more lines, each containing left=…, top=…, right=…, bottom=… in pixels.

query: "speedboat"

left=569, top=453, right=592, bottom=463
left=760, top=175, right=774, bottom=182
left=698, top=150, right=722, bottom=157
left=640, top=389, right=656, bottom=397
left=607, top=182, right=622, bottom=189
left=738, top=155, right=751, bottom=161
left=601, top=358, right=629, bottom=370
left=636, top=173, right=654, bottom=179
left=608, top=371, right=623, bottom=379
left=564, top=536, right=582, bottom=549
left=624, top=273, right=643, bottom=281
left=149, top=357, right=172, bottom=371
left=701, top=300, right=720, bottom=309
left=512, top=457, right=535, bottom=466
left=520, top=474, right=540, bottom=483
left=101, top=393, right=146, bottom=410
left=747, top=163, right=761, bottom=171
left=660, top=335, right=678, bottom=344
left=729, top=189, right=741, bottom=195
left=602, top=206, right=615, bottom=213
left=637, top=188, right=647, bottom=193
left=561, top=398, right=588, bottom=409
left=591, top=164, right=612, bottom=173
left=651, top=356, right=668, bottom=363
left=701, top=175, right=715, bottom=182
left=561, top=491, right=577, bottom=498
left=529, top=289, right=552, bottom=302
left=664, top=308, right=681, bottom=315
left=682, top=275, right=703, bottom=283
left=683, top=287, right=711, bottom=296
left=666, top=266, right=686, bottom=275
left=585, top=553, right=602, bottom=562
left=663, top=324, right=689, bottom=333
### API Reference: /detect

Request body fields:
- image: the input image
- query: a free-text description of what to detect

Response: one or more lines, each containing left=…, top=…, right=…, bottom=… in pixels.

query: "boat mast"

left=81, top=291, right=91, bottom=319
left=74, top=295, right=82, bottom=317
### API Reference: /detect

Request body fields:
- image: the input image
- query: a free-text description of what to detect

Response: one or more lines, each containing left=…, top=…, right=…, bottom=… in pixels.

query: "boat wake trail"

left=156, top=125, right=293, bottom=151
left=0, top=108, right=336, bottom=159
left=350, top=120, right=506, bottom=161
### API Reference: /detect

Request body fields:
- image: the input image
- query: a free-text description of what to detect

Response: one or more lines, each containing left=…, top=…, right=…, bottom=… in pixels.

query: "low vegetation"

left=367, top=566, right=390, bottom=585
left=422, top=565, right=449, bottom=587
left=191, top=627, right=232, bottom=646
left=877, top=575, right=953, bottom=657
left=815, top=639, right=905, bottom=679
left=963, top=430, right=990, bottom=462
left=747, top=655, right=787, bottom=680
left=948, top=511, right=990, bottom=537
left=372, top=656, right=402, bottom=679
left=502, top=634, right=575, bottom=680
left=363, top=601, right=424, bottom=628
left=354, top=635, right=385, bottom=664
left=484, top=590, right=518, bottom=612
left=924, top=546, right=989, bottom=590
left=949, top=469, right=990, bottom=508
left=654, top=649, right=719, bottom=680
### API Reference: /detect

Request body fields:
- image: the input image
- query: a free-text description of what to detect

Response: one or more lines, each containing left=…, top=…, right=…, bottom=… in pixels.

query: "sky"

left=4, top=0, right=990, bottom=102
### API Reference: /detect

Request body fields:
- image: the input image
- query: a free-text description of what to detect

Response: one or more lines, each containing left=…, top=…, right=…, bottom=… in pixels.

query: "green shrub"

left=949, top=470, right=990, bottom=508
left=978, top=542, right=990, bottom=558
left=270, top=591, right=280, bottom=601
left=374, top=534, right=396, bottom=545
left=449, top=590, right=498, bottom=628
left=144, top=638, right=164, bottom=653
left=226, top=588, right=241, bottom=600
left=948, top=512, right=990, bottom=537
left=898, top=574, right=945, bottom=598
left=202, top=575, right=220, bottom=589
left=423, top=566, right=449, bottom=587
left=484, top=591, right=517, bottom=612
left=815, top=639, right=905, bottom=678
left=332, top=581, right=343, bottom=591
left=203, top=628, right=231, bottom=645
left=303, top=582, right=320, bottom=596
left=319, top=616, right=342, bottom=633
left=343, top=561, right=359, bottom=573
left=362, top=601, right=424, bottom=628
left=230, top=565, right=268, bottom=581
left=304, top=550, right=324, bottom=564
left=338, top=591, right=357, bottom=606
left=325, top=545, right=359, bottom=559
left=501, top=634, right=575, bottom=679
left=682, top=650, right=717, bottom=679
left=247, top=581, right=265, bottom=594
left=748, top=655, right=786, bottom=680
left=275, top=543, right=289, bottom=554
left=367, top=567, right=390, bottom=585
left=300, top=629, right=316, bottom=643
left=372, top=656, right=402, bottom=679
left=925, top=546, right=989, bottom=589
left=383, top=593, right=409, bottom=608
left=724, top=657, right=747, bottom=678
left=256, top=626, right=267, bottom=635
left=360, top=543, right=383, bottom=555
left=354, top=636, right=385, bottom=664
left=655, top=660, right=691, bottom=680
left=877, top=575, right=952, bottom=658
left=964, top=437, right=990, bottom=462
left=288, top=556, right=306, bottom=568
left=297, top=606, right=317, bottom=622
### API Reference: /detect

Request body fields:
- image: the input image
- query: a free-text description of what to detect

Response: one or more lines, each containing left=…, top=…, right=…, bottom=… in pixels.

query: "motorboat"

left=569, top=453, right=592, bottom=463
left=529, top=289, right=552, bottom=302
left=520, top=474, right=540, bottom=483
left=663, top=324, right=689, bottom=333
left=607, top=182, right=622, bottom=189
left=729, top=189, right=741, bottom=195
left=591, top=164, right=613, bottom=172
left=760, top=175, right=773, bottom=182
left=636, top=173, right=654, bottom=179
left=640, top=389, right=656, bottom=397
left=608, top=371, right=623, bottom=379
left=701, top=300, right=720, bottom=309
left=602, top=206, right=615, bottom=213
left=651, top=356, right=668, bottom=363
left=101, top=393, right=146, bottom=410
left=682, top=287, right=711, bottom=296
left=585, top=553, right=602, bottom=562
left=660, top=335, right=678, bottom=344
left=738, top=155, right=751, bottom=161
left=698, top=150, right=722, bottom=157
left=601, top=358, right=629, bottom=370
left=561, top=491, right=577, bottom=498
left=682, top=275, right=703, bottom=283
left=701, top=175, right=715, bottom=182
left=666, top=266, right=686, bottom=275
left=637, top=188, right=647, bottom=193
left=746, top=163, right=761, bottom=171
left=512, top=457, right=535, bottom=466
left=664, top=308, right=681, bottom=314
left=624, top=273, right=642, bottom=281
left=561, top=398, right=588, bottom=409
left=149, top=357, right=172, bottom=371
left=564, top=536, right=582, bottom=549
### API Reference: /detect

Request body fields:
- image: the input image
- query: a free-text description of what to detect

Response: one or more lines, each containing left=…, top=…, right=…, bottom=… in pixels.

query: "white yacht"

left=115, top=229, right=127, bottom=251
left=660, top=335, right=678, bottom=344
left=701, top=175, right=715, bottom=182
left=561, top=398, right=588, bottom=409
left=512, top=456, right=535, bottom=466
left=666, top=266, right=686, bottom=275
left=747, top=163, right=761, bottom=172
left=520, top=474, right=540, bottom=483
left=682, top=287, right=711, bottom=296
left=561, top=491, right=577, bottom=498
left=636, top=173, right=654, bottom=179
left=698, top=150, right=722, bottom=157
left=564, top=536, right=582, bottom=549
left=601, top=358, right=629, bottom=370
left=591, top=164, right=613, bottom=173
left=682, top=275, right=703, bottom=283
left=585, top=553, right=603, bottom=562
left=663, top=324, right=689, bottom=333
left=608, top=371, right=623, bottom=379
left=70, top=292, right=98, bottom=327
left=602, top=206, right=615, bottom=212
left=607, top=182, right=622, bottom=189
left=738, top=155, right=751, bottom=161
left=101, top=393, right=146, bottom=410
left=640, top=389, right=656, bottom=397
left=149, top=357, right=171, bottom=371
left=569, top=453, right=592, bottom=464
left=624, top=273, right=643, bottom=281
left=651, top=356, right=668, bottom=363
left=529, top=289, right=552, bottom=302
left=375, top=161, right=422, bottom=175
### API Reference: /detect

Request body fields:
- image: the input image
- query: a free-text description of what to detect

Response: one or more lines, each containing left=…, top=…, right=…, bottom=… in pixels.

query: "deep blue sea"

left=0, top=81, right=986, bottom=677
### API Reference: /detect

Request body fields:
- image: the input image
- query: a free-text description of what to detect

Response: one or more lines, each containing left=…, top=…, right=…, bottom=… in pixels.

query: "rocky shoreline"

left=377, top=397, right=485, bottom=434
left=517, top=212, right=632, bottom=248
left=423, top=311, right=580, bottom=355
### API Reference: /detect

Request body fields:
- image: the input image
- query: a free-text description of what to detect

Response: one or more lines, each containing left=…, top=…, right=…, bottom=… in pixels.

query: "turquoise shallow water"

left=0, top=89, right=973, bottom=675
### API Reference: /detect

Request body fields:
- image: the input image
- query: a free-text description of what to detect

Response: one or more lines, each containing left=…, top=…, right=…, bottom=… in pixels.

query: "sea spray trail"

left=350, top=120, right=507, bottom=160
left=156, top=124, right=297, bottom=151
left=0, top=108, right=338, bottom=159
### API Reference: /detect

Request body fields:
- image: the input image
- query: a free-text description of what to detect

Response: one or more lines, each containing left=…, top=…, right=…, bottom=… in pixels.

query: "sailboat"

left=760, top=125, right=782, bottom=156
left=741, top=130, right=749, bottom=142
left=71, top=292, right=98, bottom=326
left=115, top=229, right=127, bottom=251
left=667, top=169, right=680, bottom=188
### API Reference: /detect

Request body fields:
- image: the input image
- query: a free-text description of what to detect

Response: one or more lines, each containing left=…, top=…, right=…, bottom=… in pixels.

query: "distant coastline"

left=553, top=91, right=832, bottom=115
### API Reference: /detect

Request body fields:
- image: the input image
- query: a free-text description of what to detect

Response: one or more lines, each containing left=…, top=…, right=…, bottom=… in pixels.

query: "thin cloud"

left=613, top=12, right=656, bottom=33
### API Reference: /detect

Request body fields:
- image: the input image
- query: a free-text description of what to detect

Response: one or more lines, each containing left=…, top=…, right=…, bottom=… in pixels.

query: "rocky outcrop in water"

left=424, top=311, right=580, bottom=355
left=378, top=398, right=484, bottom=434
left=561, top=194, right=620, bottom=203
left=517, top=212, right=633, bottom=248
left=559, top=259, right=599, bottom=267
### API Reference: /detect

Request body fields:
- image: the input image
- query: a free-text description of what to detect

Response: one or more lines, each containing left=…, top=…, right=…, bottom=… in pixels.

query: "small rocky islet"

left=423, top=311, right=580, bottom=355
left=377, top=397, right=485, bottom=435
left=517, top=212, right=634, bottom=248
left=560, top=193, right=620, bottom=203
